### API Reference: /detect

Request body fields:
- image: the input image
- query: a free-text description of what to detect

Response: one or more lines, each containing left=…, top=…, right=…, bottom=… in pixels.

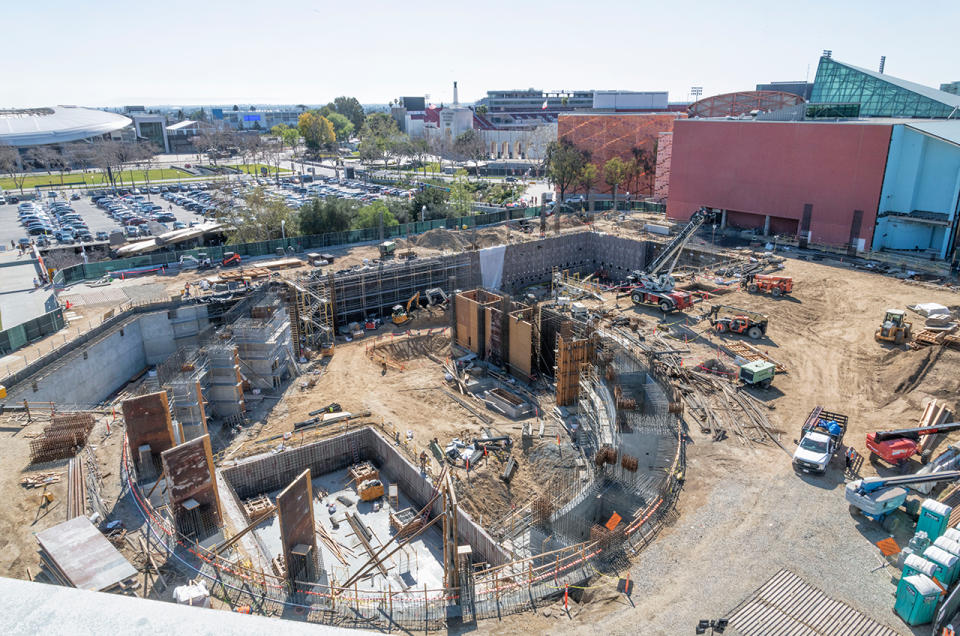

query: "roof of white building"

left=0, top=106, right=131, bottom=147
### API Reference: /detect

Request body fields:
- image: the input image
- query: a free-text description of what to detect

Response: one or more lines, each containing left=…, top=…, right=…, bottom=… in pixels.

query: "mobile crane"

left=626, top=207, right=720, bottom=313
left=845, top=470, right=960, bottom=521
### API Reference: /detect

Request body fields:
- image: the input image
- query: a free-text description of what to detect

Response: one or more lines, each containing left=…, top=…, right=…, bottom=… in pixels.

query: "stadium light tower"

left=691, top=86, right=703, bottom=101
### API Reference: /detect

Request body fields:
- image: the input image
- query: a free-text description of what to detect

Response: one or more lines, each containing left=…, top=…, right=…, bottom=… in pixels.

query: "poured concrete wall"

left=161, top=434, right=222, bottom=525
left=5, top=306, right=208, bottom=406
left=499, top=232, right=651, bottom=293
left=223, top=427, right=508, bottom=567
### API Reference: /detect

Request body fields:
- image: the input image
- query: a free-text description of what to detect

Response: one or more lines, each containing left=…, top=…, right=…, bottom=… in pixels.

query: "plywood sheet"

left=36, top=517, right=137, bottom=591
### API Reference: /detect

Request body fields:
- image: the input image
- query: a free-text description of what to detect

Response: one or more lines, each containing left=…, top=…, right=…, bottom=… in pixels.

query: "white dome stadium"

left=0, top=106, right=131, bottom=147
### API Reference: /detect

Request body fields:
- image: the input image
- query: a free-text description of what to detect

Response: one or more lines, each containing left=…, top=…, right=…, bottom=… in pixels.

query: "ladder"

left=350, top=436, right=360, bottom=464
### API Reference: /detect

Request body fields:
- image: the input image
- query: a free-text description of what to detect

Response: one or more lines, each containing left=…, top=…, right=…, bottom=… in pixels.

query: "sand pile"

left=408, top=228, right=468, bottom=251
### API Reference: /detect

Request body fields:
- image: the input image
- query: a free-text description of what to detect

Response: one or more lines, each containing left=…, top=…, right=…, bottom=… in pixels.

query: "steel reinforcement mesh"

left=119, top=341, right=684, bottom=629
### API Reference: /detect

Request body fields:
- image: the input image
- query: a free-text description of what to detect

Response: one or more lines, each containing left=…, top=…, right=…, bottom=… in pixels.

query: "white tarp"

left=479, top=245, right=506, bottom=290
left=908, top=303, right=951, bottom=317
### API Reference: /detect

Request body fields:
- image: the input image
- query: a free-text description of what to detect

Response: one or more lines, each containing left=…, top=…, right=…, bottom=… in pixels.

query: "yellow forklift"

left=875, top=309, right=912, bottom=345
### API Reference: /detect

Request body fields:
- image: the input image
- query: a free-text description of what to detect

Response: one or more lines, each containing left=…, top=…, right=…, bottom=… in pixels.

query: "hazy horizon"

left=3, top=0, right=958, bottom=109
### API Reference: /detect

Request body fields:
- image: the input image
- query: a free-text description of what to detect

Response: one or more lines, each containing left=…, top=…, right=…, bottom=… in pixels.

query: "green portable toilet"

left=917, top=499, right=952, bottom=541
left=897, top=553, right=939, bottom=596
left=943, top=527, right=960, bottom=544
left=923, top=545, right=959, bottom=585
left=894, top=574, right=942, bottom=626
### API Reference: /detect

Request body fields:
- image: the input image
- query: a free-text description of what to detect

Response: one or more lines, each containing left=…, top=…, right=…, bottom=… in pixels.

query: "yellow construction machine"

left=391, top=291, right=420, bottom=325
left=875, top=309, right=912, bottom=345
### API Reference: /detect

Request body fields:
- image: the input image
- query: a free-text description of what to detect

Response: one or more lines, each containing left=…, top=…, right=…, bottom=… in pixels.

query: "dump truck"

left=792, top=406, right=848, bottom=474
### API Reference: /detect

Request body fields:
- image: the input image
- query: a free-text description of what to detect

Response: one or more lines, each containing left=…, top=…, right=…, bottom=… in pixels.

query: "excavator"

left=875, top=309, right=912, bottom=345
left=626, top=207, right=720, bottom=313
left=846, top=470, right=960, bottom=521
left=866, top=421, right=960, bottom=465
left=392, top=291, right=420, bottom=325
left=705, top=304, right=769, bottom=340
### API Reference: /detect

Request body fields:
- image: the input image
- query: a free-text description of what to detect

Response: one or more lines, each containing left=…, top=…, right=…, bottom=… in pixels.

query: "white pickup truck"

left=792, top=407, right=848, bottom=474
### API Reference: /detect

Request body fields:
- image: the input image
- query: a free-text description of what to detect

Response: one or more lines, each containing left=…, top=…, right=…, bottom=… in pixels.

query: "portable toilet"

left=923, top=545, right=959, bottom=585
left=897, top=554, right=939, bottom=596
left=917, top=499, right=952, bottom=541
left=894, top=574, right=942, bottom=626
left=943, top=527, right=960, bottom=544
left=934, top=536, right=960, bottom=559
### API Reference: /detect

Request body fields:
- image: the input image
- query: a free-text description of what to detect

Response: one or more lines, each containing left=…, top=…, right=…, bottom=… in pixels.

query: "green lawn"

left=231, top=163, right=292, bottom=175
left=0, top=168, right=194, bottom=191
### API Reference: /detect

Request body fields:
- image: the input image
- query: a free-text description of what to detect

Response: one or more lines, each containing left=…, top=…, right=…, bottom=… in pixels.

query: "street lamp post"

left=281, top=219, right=286, bottom=241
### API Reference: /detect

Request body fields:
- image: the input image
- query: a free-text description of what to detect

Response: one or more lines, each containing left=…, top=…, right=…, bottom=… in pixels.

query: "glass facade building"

left=811, top=57, right=960, bottom=119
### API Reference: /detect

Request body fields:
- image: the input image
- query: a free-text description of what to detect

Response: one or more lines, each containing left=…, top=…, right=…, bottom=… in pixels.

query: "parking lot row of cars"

left=14, top=197, right=104, bottom=246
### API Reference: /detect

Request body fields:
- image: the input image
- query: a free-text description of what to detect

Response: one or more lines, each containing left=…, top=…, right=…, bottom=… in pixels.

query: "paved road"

left=0, top=249, right=55, bottom=330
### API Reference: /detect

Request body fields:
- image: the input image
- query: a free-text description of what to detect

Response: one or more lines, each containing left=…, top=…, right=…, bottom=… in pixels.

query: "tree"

left=299, top=198, right=354, bottom=234
left=578, top=162, right=599, bottom=213
left=298, top=112, right=335, bottom=154
left=603, top=157, right=629, bottom=212
left=410, top=187, right=449, bottom=221
left=359, top=112, right=400, bottom=170
left=523, top=125, right=554, bottom=168
left=326, top=112, right=354, bottom=144
left=453, top=129, right=486, bottom=174
left=353, top=200, right=399, bottom=230
left=233, top=104, right=239, bottom=111
left=281, top=127, right=301, bottom=156
left=449, top=169, right=473, bottom=215
left=229, top=187, right=299, bottom=243
left=25, top=146, right=57, bottom=178
left=628, top=144, right=656, bottom=196
left=544, top=139, right=588, bottom=233
left=333, top=96, right=366, bottom=132
left=475, top=105, right=488, bottom=116
left=408, top=136, right=431, bottom=177
left=0, top=143, right=26, bottom=193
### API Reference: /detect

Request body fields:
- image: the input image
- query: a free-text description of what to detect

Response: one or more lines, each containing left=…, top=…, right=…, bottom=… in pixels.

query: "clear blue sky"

left=3, top=0, right=958, bottom=108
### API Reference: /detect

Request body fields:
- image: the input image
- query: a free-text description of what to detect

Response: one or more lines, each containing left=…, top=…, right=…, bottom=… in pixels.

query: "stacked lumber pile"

left=29, top=413, right=96, bottom=464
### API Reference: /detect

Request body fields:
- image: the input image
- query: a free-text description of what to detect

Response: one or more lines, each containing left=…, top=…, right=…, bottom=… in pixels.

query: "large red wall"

left=666, top=120, right=892, bottom=247
left=559, top=113, right=682, bottom=196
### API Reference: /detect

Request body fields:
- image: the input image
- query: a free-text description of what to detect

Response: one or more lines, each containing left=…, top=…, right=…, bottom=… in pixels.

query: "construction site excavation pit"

left=222, top=427, right=486, bottom=594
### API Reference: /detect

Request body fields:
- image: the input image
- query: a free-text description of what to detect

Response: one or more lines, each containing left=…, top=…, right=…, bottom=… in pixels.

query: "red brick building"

left=558, top=113, right=683, bottom=196
left=666, top=119, right=892, bottom=248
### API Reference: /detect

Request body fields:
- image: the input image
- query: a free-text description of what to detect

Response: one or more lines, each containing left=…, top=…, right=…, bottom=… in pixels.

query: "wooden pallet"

left=914, top=329, right=947, bottom=347
left=724, top=341, right=787, bottom=373
left=219, top=267, right=272, bottom=281
left=944, top=333, right=960, bottom=350
left=243, top=494, right=274, bottom=517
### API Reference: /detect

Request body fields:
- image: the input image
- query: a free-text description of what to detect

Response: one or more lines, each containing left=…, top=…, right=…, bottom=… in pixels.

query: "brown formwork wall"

left=123, top=391, right=176, bottom=469
left=507, top=316, right=534, bottom=379
left=276, top=469, right=318, bottom=581
left=160, top=434, right=222, bottom=524
left=556, top=335, right=589, bottom=406
left=455, top=293, right=481, bottom=352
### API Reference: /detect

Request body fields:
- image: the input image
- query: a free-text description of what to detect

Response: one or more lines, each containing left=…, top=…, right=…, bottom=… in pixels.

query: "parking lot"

left=0, top=175, right=415, bottom=251
left=0, top=186, right=211, bottom=249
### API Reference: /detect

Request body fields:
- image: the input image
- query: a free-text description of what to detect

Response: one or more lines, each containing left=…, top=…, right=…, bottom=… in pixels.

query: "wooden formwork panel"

left=161, top=434, right=223, bottom=526
left=276, top=469, right=318, bottom=583
left=122, top=391, right=176, bottom=473
left=508, top=317, right=534, bottom=379
left=556, top=335, right=589, bottom=406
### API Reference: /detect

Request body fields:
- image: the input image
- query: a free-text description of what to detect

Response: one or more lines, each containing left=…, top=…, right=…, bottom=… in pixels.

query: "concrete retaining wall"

left=4, top=306, right=209, bottom=406
left=223, top=427, right=508, bottom=567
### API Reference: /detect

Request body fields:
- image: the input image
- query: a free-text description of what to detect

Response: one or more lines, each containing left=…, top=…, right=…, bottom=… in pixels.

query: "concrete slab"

left=0, top=251, right=55, bottom=330
left=254, top=466, right=446, bottom=592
